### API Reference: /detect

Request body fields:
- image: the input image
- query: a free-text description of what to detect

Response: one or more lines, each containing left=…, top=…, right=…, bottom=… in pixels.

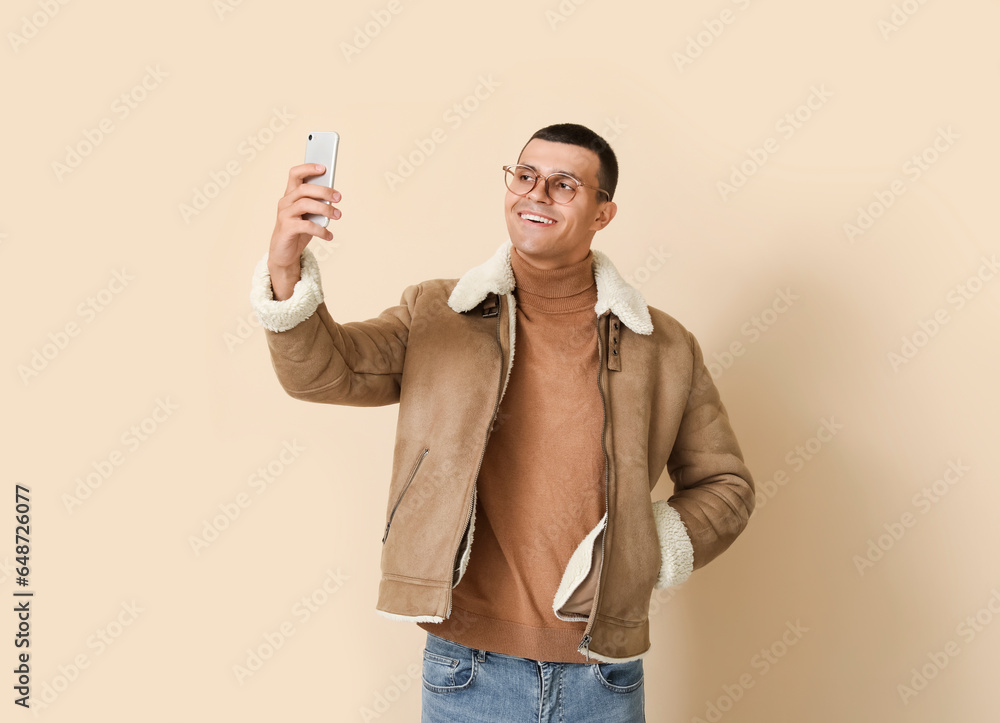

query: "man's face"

left=504, top=138, right=617, bottom=269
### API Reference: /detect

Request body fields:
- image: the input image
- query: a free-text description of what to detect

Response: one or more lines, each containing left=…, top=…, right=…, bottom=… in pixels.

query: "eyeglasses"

left=502, top=164, right=610, bottom=205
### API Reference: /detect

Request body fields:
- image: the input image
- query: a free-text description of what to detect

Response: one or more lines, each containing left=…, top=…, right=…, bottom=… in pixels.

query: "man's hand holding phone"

left=268, top=131, right=342, bottom=301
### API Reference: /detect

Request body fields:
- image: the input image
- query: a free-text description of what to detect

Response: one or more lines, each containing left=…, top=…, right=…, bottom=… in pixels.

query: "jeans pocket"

left=593, top=658, right=644, bottom=693
left=422, top=649, right=476, bottom=693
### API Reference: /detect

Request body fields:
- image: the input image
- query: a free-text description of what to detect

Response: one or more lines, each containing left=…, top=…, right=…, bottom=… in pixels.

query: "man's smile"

left=517, top=210, right=557, bottom=226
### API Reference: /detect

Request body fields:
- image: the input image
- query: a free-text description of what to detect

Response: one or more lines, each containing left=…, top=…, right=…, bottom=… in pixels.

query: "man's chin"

left=509, top=236, right=542, bottom=255
left=509, top=227, right=557, bottom=249
left=509, top=237, right=564, bottom=265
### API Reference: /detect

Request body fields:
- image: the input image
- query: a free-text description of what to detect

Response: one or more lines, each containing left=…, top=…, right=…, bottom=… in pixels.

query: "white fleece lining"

left=592, top=247, right=653, bottom=335
left=499, top=291, right=517, bottom=405
left=586, top=647, right=649, bottom=663
left=651, top=499, right=695, bottom=588
left=447, top=239, right=654, bottom=336
left=249, top=247, right=324, bottom=332
left=552, top=512, right=608, bottom=621
left=454, top=487, right=477, bottom=586
left=375, top=609, right=444, bottom=624
left=447, top=241, right=516, bottom=313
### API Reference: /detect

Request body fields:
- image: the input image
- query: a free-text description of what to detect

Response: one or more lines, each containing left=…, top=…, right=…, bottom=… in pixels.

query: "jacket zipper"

left=578, top=312, right=611, bottom=662
left=382, top=447, right=429, bottom=544
left=448, top=294, right=506, bottom=618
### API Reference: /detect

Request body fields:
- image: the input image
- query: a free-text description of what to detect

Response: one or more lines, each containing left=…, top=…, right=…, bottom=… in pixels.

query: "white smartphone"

left=302, top=131, right=340, bottom=228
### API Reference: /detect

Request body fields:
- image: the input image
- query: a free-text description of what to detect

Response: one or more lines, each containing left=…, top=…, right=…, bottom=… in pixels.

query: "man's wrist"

left=250, top=247, right=323, bottom=332
left=268, top=262, right=302, bottom=301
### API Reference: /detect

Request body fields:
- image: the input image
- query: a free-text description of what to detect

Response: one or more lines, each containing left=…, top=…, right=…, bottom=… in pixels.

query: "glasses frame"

left=502, top=164, right=611, bottom=204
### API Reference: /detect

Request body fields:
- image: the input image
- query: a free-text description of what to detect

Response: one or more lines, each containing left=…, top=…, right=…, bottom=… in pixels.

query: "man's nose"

left=526, top=177, right=553, bottom=204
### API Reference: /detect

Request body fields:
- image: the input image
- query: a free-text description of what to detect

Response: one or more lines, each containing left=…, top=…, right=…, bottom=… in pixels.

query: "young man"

left=250, top=123, right=755, bottom=722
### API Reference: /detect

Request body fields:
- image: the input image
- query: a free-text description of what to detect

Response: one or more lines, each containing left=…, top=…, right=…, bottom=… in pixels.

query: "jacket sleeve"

left=249, top=246, right=417, bottom=407
left=652, top=329, right=755, bottom=588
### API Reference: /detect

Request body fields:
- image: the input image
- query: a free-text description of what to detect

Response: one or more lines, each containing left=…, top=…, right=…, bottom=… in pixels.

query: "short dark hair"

left=519, top=123, right=619, bottom=202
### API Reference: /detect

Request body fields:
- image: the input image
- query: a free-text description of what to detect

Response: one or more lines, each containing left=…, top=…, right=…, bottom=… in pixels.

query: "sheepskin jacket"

left=249, top=238, right=756, bottom=663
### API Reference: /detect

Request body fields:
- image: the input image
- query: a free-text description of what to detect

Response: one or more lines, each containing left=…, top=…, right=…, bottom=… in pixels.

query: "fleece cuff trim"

left=249, top=246, right=324, bottom=332
left=651, top=499, right=695, bottom=589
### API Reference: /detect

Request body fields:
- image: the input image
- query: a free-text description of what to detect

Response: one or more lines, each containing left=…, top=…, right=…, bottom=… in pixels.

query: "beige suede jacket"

left=249, top=239, right=755, bottom=663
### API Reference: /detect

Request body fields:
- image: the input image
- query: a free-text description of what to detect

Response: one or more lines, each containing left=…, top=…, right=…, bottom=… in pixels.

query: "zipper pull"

left=578, top=634, right=592, bottom=662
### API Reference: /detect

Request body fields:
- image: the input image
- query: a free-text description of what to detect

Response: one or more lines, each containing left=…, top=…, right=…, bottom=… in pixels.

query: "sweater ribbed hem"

left=416, top=605, right=590, bottom=664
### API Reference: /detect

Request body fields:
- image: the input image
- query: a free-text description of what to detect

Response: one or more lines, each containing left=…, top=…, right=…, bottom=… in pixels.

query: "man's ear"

left=591, top=201, right=618, bottom=231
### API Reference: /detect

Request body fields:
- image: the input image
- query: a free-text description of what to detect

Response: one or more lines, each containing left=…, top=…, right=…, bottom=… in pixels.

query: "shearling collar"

left=447, top=239, right=654, bottom=335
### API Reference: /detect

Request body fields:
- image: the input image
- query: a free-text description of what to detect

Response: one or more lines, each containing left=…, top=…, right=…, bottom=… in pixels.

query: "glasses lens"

left=505, top=166, right=537, bottom=195
left=547, top=174, right=579, bottom=204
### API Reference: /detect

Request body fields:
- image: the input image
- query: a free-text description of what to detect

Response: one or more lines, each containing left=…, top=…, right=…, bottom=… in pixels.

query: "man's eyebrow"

left=518, top=162, right=582, bottom=178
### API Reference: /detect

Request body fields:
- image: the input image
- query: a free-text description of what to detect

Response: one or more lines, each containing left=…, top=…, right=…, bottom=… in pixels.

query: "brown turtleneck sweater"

left=417, top=246, right=606, bottom=663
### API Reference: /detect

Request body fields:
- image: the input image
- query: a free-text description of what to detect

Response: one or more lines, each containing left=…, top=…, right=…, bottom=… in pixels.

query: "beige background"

left=5, top=0, right=998, bottom=720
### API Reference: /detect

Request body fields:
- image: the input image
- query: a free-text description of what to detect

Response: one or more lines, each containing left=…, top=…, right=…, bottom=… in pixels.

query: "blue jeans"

left=421, top=632, right=646, bottom=722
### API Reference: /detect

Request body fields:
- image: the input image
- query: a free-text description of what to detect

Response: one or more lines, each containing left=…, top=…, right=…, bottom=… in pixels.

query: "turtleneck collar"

left=510, top=246, right=597, bottom=313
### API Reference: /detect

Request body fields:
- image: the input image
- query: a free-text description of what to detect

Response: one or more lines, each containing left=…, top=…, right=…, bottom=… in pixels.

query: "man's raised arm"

left=248, top=163, right=414, bottom=407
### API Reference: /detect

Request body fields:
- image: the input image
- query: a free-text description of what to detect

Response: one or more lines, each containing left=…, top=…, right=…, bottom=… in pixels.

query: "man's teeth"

left=520, top=213, right=554, bottom=225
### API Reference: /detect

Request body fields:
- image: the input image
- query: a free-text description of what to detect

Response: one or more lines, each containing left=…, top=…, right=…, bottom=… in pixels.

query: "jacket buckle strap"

left=607, top=315, right=621, bottom=371
left=481, top=292, right=499, bottom=318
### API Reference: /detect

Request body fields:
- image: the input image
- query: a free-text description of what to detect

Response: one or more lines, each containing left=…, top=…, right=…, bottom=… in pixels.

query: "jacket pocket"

left=552, top=513, right=607, bottom=620
left=382, top=447, right=429, bottom=544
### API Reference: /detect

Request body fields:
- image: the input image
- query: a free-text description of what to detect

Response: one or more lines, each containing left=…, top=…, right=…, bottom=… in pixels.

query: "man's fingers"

left=288, top=218, right=333, bottom=242
left=287, top=197, right=342, bottom=222
left=284, top=162, right=328, bottom=195
left=299, top=182, right=341, bottom=203
left=282, top=175, right=340, bottom=204
left=277, top=183, right=341, bottom=213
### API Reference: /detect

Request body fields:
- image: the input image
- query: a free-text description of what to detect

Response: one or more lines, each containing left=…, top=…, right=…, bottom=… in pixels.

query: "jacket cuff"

left=250, top=246, right=324, bottom=332
left=651, top=499, right=695, bottom=588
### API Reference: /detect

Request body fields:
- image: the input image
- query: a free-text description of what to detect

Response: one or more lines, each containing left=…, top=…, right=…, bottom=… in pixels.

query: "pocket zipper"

left=382, top=447, right=429, bottom=544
